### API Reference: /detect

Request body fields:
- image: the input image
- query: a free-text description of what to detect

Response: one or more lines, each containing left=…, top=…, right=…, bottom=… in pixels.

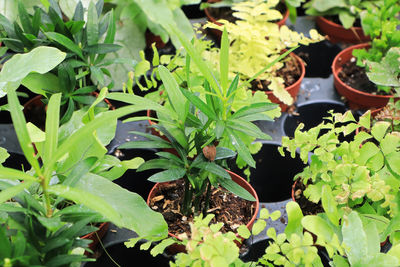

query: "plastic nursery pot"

left=81, top=222, right=110, bottom=256
left=83, top=241, right=170, bottom=266
left=282, top=100, right=347, bottom=138
left=230, top=142, right=306, bottom=202
left=3, top=152, right=31, bottom=170
left=146, top=170, right=260, bottom=254
left=262, top=52, right=305, bottom=112
left=204, top=0, right=289, bottom=40
left=316, top=16, right=370, bottom=44
left=332, top=43, right=395, bottom=110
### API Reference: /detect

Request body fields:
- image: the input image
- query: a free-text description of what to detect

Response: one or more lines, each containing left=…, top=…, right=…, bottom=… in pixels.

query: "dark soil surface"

left=338, top=60, right=392, bottom=95
left=251, top=55, right=302, bottom=91
left=293, top=179, right=324, bottom=215
left=149, top=179, right=256, bottom=237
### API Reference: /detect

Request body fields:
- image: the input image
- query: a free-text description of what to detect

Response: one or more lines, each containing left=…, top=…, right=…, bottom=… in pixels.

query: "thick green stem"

left=40, top=177, right=52, bottom=217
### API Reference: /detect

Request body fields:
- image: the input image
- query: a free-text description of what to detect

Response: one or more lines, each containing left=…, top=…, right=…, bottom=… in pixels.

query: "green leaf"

left=217, top=177, right=255, bottom=201
left=371, top=121, right=390, bottom=142
left=0, top=147, right=10, bottom=164
left=0, top=226, right=11, bottom=259
left=17, top=1, right=34, bottom=34
left=45, top=32, right=84, bottom=60
left=0, top=46, right=66, bottom=84
left=158, top=66, right=188, bottom=123
left=342, top=212, right=368, bottom=265
left=180, top=88, right=217, bottom=121
left=83, top=43, right=122, bottom=54
left=147, top=168, right=186, bottom=183
left=215, top=147, right=236, bottom=160
left=87, top=1, right=99, bottom=46
left=321, top=186, right=340, bottom=226
left=284, top=201, right=303, bottom=238
left=220, top=28, right=229, bottom=94
left=227, top=119, right=271, bottom=140
left=21, top=72, right=60, bottom=95
left=137, top=159, right=175, bottom=172
left=0, top=181, right=34, bottom=204
left=231, top=102, right=278, bottom=120
left=339, top=10, right=356, bottom=29
left=43, top=93, right=61, bottom=169
left=196, top=162, right=231, bottom=179
left=119, top=140, right=172, bottom=150
left=227, top=128, right=255, bottom=168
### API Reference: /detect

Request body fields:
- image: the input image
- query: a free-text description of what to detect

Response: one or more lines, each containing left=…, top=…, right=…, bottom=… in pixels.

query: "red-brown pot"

left=204, top=0, right=289, bottom=39
left=332, top=43, right=394, bottom=110
left=261, top=52, right=305, bottom=112
left=145, top=30, right=166, bottom=49
left=81, top=222, right=110, bottom=255
left=146, top=170, right=259, bottom=253
left=316, top=16, right=370, bottom=44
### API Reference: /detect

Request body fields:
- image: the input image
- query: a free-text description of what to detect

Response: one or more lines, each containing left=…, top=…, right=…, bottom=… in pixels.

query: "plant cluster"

left=0, top=0, right=126, bottom=123
left=304, top=0, right=383, bottom=29
left=205, top=0, right=324, bottom=105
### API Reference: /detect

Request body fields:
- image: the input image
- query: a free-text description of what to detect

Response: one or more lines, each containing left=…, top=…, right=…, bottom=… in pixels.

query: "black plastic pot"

left=83, top=242, right=171, bottom=267
left=282, top=101, right=347, bottom=138
left=3, top=152, right=30, bottom=170
left=182, top=3, right=205, bottom=19
left=240, top=239, right=271, bottom=263
left=295, top=40, right=342, bottom=78
left=231, top=142, right=306, bottom=202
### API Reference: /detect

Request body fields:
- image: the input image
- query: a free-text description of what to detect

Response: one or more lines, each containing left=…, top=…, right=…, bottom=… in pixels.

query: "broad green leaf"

left=321, top=186, right=339, bottom=226
left=342, top=212, right=368, bottom=265
left=227, top=119, right=271, bottom=140
left=302, top=215, right=336, bottom=242
left=227, top=128, right=255, bottom=168
left=217, top=177, right=256, bottom=201
left=370, top=121, right=390, bottom=142
left=0, top=147, right=9, bottom=164
left=285, top=201, right=303, bottom=237
left=0, top=46, right=66, bottom=84
left=21, top=72, right=60, bottom=95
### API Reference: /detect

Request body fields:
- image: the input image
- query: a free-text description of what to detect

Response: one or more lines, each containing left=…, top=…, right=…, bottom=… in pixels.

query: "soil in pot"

left=230, top=143, right=306, bottom=203
left=84, top=242, right=170, bottom=266
left=148, top=179, right=255, bottom=237
left=283, top=101, right=347, bottom=138
left=111, top=148, right=158, bottom=198
left=296, top=40, right=342, bottom=78
left=292, top=179, right=324, bottom=216
left=338, top=61, right=393, bottom=96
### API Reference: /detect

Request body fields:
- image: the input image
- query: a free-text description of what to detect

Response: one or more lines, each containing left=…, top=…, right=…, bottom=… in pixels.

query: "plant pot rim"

left=316, top=16, right=370, bottom=43
left=204, top=0, right=289, bottom=29
left=146, top=170, right=259, bottom=242
left=332, top=43, right=394, bottom=109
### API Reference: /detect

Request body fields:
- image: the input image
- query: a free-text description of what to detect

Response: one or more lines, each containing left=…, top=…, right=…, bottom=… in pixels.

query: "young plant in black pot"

left=280, top=110, right=400, bottom=242
left=0, top=0, right=126, bottom=123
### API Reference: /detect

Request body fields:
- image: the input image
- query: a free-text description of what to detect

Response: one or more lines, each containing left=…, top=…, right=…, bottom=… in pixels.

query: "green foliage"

left=205, top=0, right=324, bottom=105
left=351, top=0, right=400, bottom=93
left=0, top=0, right=127, bottom=123
left=366, top=47, right=400, bottom=93
left=304, top=0, right=383, bottom=29
left=280, top=110, right=400, bottom=230
left=373, top=98, right=400, bottom=133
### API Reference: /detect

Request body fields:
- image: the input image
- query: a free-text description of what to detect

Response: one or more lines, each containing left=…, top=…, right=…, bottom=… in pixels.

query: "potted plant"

left=332, top=0, right=400, bottom=110
left=204, top=0, right=324, bottom=111
left=304, top=0, right=380, bottom=43
left=281, top=110, right=400, bottom=243
left=0, top=46, right=170, bottom=263
left=0, top=0, right=126, bottom=124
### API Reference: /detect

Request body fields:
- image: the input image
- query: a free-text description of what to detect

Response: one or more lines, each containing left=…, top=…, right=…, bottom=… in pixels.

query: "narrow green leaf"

left=43, top=93, right=61, bottom=168
left=83, top=43, right=122, bottom=54
left=215, top=147, right=236, bottom=160
left=45, top=32, right=84, bottom=60
left=180, top=88, right=217, bottom=121
left=87, top=1, right=99, bottom=46
left=18, top=1, right=34, bottom=34
left=147, top=168, right=186, bottom=183
left=0, top=167, right=38, bottom=182
left=227, top=128, right=255, bottom=168
left=217, top=177, right=256, bottom=201
left=196, top=162, right=231, bottom=179
left=137, top=159, right=174, bottom=172
left=227, top=119, right=272, bottom=140
left=0, top=181, right=34, bottom=204
left=231, top=102, right=278, bottom=119
left=220, top=28, right=229, bottom=94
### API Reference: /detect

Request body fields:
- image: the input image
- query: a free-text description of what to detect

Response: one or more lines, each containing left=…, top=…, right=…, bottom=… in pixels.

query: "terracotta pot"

left=316, top=16, right=370, bottom=44
left=204, top=0, right=289, bottom=39
left=81, top=222, right=110, bottom=255
left=261, top=52, right=305, bottom=112
left=146, top=170, right=260, bottom=253
left=332, top=43, right=394, bottom=110
left=145, top=30, right=166, bottom=49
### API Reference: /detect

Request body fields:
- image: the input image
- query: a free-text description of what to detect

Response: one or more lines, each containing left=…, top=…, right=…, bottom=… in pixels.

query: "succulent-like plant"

left=204, top=0, right=324, bottom=105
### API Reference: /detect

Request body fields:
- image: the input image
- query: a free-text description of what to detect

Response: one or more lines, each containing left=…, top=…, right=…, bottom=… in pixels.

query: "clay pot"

left=146, top=170, right=260, bottom=253
left=204, top=0, right=289, bottom=39
left=145, top=30, right=166, bottom=49
left=316, top=16, right=370, bottom=44
left=81, top=222, right=110, bottom=255
left=262, top=52, right=305, bottom=112
left=332, top=43, right=394, bottom=110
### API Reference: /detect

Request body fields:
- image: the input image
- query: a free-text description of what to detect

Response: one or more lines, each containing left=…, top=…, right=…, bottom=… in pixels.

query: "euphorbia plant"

left=280, top=110, right=400, bottom=235
left=304, top=0, right=383, bottom=29
left=204, top=0, right=324, bottom=105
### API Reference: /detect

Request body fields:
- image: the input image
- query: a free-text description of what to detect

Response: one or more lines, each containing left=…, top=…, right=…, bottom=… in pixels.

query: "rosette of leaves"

left=304, top=0, right=383, bottom=29
left=0, top=0, right=128, bottom=123
left=352, top=0, right=400, bottom=93
left=280, top=110, right=400, bottom=222
left=204, top=0, right=324, bottom=105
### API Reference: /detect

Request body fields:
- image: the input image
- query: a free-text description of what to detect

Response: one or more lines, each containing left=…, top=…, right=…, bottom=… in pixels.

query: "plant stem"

left=203, top=181, right=212, bottom=215
left=40, top=176, right=52, bottom=217
left=182, top=177, right=192, bottom=216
